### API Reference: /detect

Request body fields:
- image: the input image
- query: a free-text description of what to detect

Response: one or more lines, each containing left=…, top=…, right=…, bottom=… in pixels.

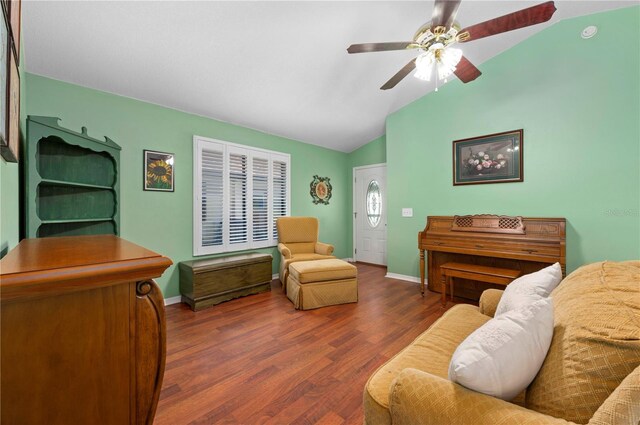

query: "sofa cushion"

left=526, top=261, right=640, bottom=423
left=495, top=263, right=562, bottom=316
left=364, top=304, right=491, bottom=425
left=289, top=259, right=356, bottom=283
left=449, top=298, right=554, bottom=400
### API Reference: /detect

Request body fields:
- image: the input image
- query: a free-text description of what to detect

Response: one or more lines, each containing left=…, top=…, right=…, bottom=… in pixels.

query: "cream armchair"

left=276, top=217, right=335, bottom=290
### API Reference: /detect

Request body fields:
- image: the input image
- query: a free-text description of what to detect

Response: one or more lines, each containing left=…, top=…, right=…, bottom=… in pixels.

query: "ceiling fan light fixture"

left=414, top=52, right=435, bottom=81
left=438, top=47, right=463, bottom=79
left=414, top=45, right=462, bottom=83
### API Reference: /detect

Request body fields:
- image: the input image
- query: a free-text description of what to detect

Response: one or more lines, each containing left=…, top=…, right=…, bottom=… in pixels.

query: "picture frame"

left=8, top=0, right=19, bottom=60
left=453, top=129, right=523, bottom=186
left=310, top=175, right=332, bottom=205
left=0, top=7, right=8, bottom=160
left=144, top=150, right=174, bottom=192
left=0, top=38, right=20, bottom=162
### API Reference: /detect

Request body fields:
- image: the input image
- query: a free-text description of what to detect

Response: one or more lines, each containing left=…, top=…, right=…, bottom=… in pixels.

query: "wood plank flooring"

left=155, top=263, right=464, bottom=425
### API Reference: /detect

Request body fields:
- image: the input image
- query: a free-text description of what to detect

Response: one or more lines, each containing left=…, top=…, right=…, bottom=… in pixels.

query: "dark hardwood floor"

left=156, top=263, right=464, bottom=425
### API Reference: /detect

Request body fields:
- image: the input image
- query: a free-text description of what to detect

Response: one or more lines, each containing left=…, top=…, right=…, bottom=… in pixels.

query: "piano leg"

left=419, top=250, right=425, bottom=296
left=441, top=274, right=447, bottom=306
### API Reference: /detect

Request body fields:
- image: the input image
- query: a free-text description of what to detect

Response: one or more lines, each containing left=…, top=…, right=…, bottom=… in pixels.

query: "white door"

left=354, top=164, right=387, bottom=265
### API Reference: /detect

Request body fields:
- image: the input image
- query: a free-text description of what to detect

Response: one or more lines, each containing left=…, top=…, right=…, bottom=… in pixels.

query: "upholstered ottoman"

left=287, top=259, right=358, bottom=310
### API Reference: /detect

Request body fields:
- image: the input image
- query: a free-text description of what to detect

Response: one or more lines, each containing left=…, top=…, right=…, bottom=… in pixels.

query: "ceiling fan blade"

left=454, top=56, right=481, bottom=83
left=380, top=59, right=417, bottom=90
left=347, top=42, right=416, bottom=54
left=458, top=1, right=556, bottom=43
left=431, top=0, right=462, bottom=30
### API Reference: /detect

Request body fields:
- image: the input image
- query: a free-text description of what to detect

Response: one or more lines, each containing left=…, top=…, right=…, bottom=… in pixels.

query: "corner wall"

left=25, top=74, right=350, bottom=297
left=386, top=6, right=640, bottom=278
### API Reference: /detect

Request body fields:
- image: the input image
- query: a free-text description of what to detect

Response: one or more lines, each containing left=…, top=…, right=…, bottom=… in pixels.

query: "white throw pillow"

left=494, top=262, right=562, bottom=316
left=448, top=298, right=554, bottom=400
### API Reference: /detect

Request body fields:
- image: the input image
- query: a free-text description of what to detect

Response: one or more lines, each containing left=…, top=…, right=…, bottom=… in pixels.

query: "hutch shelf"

left=25, top=116, right=121, bottom=238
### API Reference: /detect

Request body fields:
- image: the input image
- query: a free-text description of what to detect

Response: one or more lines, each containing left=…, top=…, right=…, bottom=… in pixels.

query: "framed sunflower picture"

left=144, top=150, right=174, bottom=192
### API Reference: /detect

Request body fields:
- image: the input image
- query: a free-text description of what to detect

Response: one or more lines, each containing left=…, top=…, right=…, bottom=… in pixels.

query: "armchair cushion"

left=526, top=261, right=640, bottom=423
left=389, top=368, right=574, bottom=425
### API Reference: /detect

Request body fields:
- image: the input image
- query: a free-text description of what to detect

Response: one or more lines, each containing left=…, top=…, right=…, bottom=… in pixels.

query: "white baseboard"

left=164, top=295, right=182, bottom=306
left=272, top=273, right=279, bottom=281
left=343, top=257, right=354, bottom=262
left=385, top=272, right=421, bottom=284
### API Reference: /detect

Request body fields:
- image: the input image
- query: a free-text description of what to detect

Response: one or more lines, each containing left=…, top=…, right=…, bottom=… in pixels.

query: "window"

left=193, top=136, right=290, bottom=255
left=366, top=180, right=381, bottom=228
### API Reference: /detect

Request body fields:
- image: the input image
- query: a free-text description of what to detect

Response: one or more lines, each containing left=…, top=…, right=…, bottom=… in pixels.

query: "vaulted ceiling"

left=23, top=1, right=631, bottom=152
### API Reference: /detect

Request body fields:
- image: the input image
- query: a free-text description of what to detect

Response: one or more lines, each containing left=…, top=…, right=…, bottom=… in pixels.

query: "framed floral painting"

left=144, top=150, right=174, bottom=192
left=453, top=129, right=523, bottom=186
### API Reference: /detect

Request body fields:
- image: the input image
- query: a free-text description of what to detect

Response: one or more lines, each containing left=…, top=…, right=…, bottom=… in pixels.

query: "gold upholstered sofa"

left=276, top=217, right=335, bottom=289
left=364, top=261, right=640, bottom=425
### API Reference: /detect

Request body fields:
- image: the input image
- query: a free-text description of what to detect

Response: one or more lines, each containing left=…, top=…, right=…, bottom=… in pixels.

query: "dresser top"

left=1, top=235, right=165, bottom=275
left=0, top=235, right=172, bottom=301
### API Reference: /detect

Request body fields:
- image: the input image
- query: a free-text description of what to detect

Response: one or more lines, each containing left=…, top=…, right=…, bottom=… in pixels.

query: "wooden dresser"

left=419, top=215, right=566, bottom=300
left=0, top=235, right=172, bottom=425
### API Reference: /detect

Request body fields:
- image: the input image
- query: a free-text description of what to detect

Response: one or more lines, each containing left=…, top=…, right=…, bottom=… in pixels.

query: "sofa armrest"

left=389, top=368, right=575, bottom=425
left=315, top=242, right=334, bottom=256
left=277, top=243, right=292, bottom=259
left=479, top=289, right=505, bottom=317
left=588, top=365, right=640, bottom=425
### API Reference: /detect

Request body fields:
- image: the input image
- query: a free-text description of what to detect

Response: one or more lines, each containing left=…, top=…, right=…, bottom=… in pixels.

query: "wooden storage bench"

left=179, top=253, right=272, bottom=311
left=440, top=262, right=521, bottom=306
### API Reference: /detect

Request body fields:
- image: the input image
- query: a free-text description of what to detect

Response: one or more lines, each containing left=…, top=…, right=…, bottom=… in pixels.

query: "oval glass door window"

left=366, top=180, right=381, bottom=228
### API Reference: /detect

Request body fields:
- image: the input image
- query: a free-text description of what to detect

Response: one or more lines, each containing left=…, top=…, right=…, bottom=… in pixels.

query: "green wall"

left=25, top=74, right=350, bottom=298
left=386, top=6, right=640, bottom=278
left=349, top=134, right=386, bottom=169
left=0, top=39, right=26, bottom=258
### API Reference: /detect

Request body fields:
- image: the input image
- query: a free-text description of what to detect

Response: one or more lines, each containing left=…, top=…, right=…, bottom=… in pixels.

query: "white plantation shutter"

left=252, top=157, right=269, bottom=243
left=199, top=143, right=224, bottom=249
left=272, top=158, right=288, bottom=240
left=194, top=136, right=290, bottom=255
left=228, top=150, right=248, bottom=246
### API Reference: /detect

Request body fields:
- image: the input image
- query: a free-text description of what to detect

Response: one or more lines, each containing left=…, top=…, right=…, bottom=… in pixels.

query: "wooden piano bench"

left=440, top=262, right=521, bottom=306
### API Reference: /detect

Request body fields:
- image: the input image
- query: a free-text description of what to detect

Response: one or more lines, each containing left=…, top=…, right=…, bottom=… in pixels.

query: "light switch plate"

left=402, top=208, right=413, bottom=218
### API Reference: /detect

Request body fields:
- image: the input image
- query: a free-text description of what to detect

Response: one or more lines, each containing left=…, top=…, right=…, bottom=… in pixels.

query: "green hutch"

left=25, top=116, right=121, bottom=238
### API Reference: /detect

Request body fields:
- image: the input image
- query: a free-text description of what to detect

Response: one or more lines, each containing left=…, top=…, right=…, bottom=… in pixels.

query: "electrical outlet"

left=402, top=208, right=413, bottom=218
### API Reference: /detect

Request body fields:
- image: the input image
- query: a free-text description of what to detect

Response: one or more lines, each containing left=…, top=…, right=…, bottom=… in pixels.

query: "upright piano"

left=419, top=215, right=566, bottom=300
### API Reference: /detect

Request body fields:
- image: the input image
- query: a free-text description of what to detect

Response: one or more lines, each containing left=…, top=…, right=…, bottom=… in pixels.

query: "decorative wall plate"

left=310, top=175, right=332, bottom=205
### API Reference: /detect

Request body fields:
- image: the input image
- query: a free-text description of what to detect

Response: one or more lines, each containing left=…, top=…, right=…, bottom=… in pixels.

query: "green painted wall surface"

left=386, top=7, right=640, bottom=278
left=348, top=134, right=386, bottom=168
left=345, top=134, right=387, bottom=255
left=0, top=38, right=26, bottom=258
left=25, top=73, right=350, bottom=297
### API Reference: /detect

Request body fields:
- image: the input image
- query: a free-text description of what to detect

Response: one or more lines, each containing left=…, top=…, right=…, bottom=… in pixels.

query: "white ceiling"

left=23, top=1, right=633, bottom=152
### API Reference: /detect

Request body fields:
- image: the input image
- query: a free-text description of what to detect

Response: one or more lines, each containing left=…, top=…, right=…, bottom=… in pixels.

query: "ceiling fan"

left=347, top=0, right=557, bottom=90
